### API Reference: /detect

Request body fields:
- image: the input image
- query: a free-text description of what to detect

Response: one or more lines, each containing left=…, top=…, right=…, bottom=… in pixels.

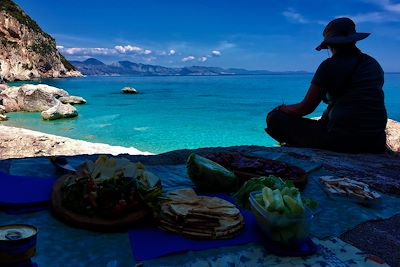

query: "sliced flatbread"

left=158, top=189, right=244, bottom=239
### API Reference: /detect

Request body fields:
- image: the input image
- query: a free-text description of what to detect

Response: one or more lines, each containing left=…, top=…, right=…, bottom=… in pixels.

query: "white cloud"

left=57, top=44, right=153, bottom=57
left=182, top=56, right=195, bottom=62
left=144, top=56, right=157, bottom=62
left=198, top=56, right=208, bottom=62
left=366, top=0, right=400, bottom=13
left=211, top=50, right=222, bottom=57
left=218, top=41, right=236, bottom=50
left=348, top=0, right=400, bottom=23
left=168, top=49, right=176, bottom=55
left=282, top=8, right=309, bottom=24
left=60, top=47, right=115, bottom=56
left=338, top=11, right=400, bottom=23
left=114, top=45, right=152, bottom=55
left=343, top=12, right=390, bottom=23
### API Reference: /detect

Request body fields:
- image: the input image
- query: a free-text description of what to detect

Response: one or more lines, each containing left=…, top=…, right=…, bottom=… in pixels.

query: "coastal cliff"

left=0, top=0, right=81, bottom=82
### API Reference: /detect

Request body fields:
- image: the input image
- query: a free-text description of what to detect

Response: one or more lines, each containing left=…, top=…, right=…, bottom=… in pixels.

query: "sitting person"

left=265, top=17, right=387, bottom=153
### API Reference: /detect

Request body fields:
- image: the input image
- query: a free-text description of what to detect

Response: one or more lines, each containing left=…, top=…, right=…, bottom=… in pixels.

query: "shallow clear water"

left=5, top=74, right=400, bottom=154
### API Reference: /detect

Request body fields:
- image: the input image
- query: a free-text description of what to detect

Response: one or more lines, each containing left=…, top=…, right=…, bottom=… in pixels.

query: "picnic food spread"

left=233, top=175, right=289, bottom=209
left=204, top=152, right=307, bottom=188
left=249, top=180, right=312, bottom=245
left=51, top=155, right=162, bottom=230
left=187, top=153, right=238, bottom=192
left=319, top=176, right=381, bottom=205
left=158, top=189, right=244, bottom=239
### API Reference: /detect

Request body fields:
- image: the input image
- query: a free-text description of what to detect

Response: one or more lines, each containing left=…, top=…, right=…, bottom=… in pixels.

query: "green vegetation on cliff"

left=60, top=54, right=76, bottom=71
left=0, top=0, right=51, bottom=39
left=0, top=37, right=19, bottom=48
left=0, top=0, right=77, bottom=73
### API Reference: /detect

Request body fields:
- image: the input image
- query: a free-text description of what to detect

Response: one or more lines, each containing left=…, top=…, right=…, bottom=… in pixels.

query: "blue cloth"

left=129, top=195, right=265, bottom=261
left=0, top=172, right=54, bottom=207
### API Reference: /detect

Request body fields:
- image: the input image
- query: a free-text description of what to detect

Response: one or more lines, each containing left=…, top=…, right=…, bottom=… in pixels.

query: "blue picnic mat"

left=147, top=161, right=400, bottom=240
left=238, top=150, right=400, bottom=239
left=129, top=194, right=264, bottom=261
left=0, top=172, right=54, bottom=207
left=3, top=154, right=400, bottom=241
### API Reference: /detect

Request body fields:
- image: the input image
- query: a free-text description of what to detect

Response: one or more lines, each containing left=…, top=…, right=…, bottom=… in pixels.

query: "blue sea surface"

left=5, top=74, right=400, bottom=154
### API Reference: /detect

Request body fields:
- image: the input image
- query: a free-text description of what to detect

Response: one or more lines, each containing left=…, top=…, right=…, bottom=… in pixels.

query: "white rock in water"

left=41, top=100, right=78, bottom=120
left=121, top=87, right=138, bottom=94
left=59, top=96, right=87, bottom=105
left=0, top=114, right=7, bottom=121
left=20, top=84, right=69, bottom=98
left=17, top=85, right=59, bottom=112
left=1, top=86, right=22, bottom=112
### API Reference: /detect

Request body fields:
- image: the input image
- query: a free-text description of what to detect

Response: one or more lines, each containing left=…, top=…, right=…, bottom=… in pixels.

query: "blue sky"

left=15, top=0, right=400, bottom=71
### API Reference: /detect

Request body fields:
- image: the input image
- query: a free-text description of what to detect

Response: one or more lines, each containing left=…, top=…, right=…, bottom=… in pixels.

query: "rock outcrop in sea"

left=59, top=96, right=87, bottom=105
left=0, top=0, right=81, bottom=81
left=41, top=100, right=78, bottom=120
left=121, top=87, right=138, bottom=94
left=0, top=83, right=86, bottom=120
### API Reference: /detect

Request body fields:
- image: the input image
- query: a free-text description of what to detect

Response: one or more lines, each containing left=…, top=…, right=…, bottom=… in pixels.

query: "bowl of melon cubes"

left=249, top=183, right=314, bottom=245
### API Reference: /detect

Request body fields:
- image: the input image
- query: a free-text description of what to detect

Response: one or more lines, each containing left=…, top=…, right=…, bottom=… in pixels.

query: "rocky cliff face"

left=0, top=0, right=81, bottom=81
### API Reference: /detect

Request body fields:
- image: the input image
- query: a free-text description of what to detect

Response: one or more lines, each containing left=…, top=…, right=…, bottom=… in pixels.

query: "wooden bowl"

left=51, top=175, right=149, bottom=232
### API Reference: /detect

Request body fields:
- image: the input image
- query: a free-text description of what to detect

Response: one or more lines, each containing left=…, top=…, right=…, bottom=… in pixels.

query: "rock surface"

left=121, top=87, right=138, bottom=94
left=0, top=125, right=152, bottom=159
left=0, top=83, right=86, bottom=119
left=59, top=96, right=87, bottom=105
left=41, top=100, right=78, bottom=120
left=17, top=85, right=58, bottom=112
left=0, top=0, right=81, bottom=81
left=0, top=104, right=7, bottom=120
left=386, top=119, right=400, bottom=153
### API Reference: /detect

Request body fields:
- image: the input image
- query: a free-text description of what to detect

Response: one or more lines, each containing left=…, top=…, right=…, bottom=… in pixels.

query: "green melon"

left=187, top=153, right=238, bottom=192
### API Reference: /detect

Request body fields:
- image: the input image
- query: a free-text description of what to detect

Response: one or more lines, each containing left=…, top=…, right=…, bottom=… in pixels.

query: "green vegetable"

left=269, top=189, right=285, bottom=212
left=252, top=182, right=317, bottom=244
left=61, top=156, right=162, bottom=218
left=262, top=187, right=273, bottom=209
left=283, top=195, right=304, bottom=215
left=232, top=175, right=286, bottom=209
left=187, top=153, right=238, bottom=192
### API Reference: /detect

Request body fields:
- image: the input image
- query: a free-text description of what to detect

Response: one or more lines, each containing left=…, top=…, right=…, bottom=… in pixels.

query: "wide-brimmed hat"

left=316, top=17, right=370, bottom=51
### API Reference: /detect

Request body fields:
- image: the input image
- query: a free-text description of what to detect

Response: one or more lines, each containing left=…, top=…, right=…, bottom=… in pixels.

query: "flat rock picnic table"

left=0, top=145, right=399, bottom=267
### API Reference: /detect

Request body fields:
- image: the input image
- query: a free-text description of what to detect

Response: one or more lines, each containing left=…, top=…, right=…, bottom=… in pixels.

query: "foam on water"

left=134, top=127, right=150, bottom=132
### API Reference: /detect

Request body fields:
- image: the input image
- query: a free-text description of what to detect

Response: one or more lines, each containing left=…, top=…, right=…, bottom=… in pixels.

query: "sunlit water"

left=5, top=74, right=400, bottom=154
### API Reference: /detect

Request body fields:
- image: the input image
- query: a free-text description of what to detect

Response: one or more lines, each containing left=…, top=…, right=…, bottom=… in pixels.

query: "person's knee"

left=266, top=109, right=284, bottom=128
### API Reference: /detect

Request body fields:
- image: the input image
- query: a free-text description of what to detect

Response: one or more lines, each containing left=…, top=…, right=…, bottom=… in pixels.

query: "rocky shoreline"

left=0, top=125, right=152, bottom=159
left=0, top=83, right=86, bottom=121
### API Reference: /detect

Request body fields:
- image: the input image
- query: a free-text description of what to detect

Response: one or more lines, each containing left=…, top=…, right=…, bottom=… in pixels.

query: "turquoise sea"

left=5, top=74, right=400, bottom=154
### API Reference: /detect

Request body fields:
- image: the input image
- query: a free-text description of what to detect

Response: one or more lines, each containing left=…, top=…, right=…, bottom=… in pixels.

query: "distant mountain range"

left=70, top=58, right=310, bottom=76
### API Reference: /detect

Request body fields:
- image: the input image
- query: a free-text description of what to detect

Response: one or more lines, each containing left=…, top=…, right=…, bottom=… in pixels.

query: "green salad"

left=61, top=155, right=161, bottom=218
